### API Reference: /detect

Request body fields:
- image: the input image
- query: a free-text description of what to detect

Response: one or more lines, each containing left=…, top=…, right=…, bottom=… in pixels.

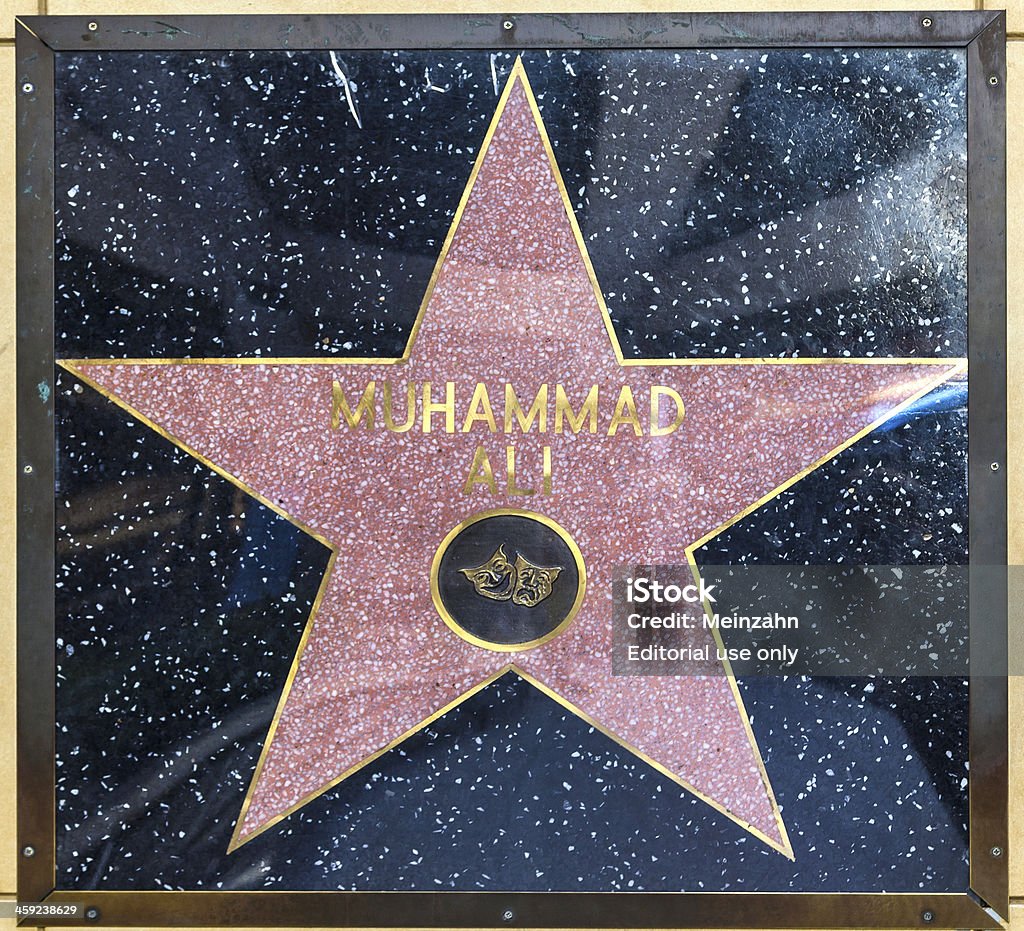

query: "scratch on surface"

left=424, top=67, right=448, bottom=94
left=627, top=27, right=669, bottom=43
left=119, top=20, right=197, bottom=38
left=329, top=51, right=363, bottom=129
left=705, top=16, right=751, bottom=39
left=490, top=54, right=499, bottom=96
left=154, top=20, right=197, bottom=36
left=546, top=15, right=612, bottom=46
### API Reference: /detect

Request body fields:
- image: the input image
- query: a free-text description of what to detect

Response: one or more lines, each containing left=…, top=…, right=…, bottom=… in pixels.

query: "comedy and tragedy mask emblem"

left=459, top=545, right=563, bottom=607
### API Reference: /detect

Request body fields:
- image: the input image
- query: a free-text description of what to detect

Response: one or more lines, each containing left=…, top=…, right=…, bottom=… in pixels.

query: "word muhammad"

left=331, top=380, right=687, bottom=495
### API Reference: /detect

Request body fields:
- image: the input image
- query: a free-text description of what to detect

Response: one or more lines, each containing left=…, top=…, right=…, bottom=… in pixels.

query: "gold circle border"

left=430, top=508, right=587, bottom=653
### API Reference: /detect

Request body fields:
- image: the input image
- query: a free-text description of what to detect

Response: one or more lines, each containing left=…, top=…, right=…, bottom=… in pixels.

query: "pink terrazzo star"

left=65, top=62, right=964, bottom=861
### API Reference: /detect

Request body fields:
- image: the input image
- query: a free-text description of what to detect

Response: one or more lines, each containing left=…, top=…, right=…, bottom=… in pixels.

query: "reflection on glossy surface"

left=56, top=48, right=966, bottom=361
left=54, top=47, right=967, bottom=892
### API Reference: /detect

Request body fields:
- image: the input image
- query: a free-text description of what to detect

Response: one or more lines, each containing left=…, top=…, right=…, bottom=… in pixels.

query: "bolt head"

left=991, top=461, right=1000, bottom=472
left=87, top=21, right=98, bottom=31
left=992, top=845, right=1003, bottom=857
left=85, top=906, right=100, bottom=921
left=21, top=82, right=33, bottom=94
left=921, top=910, right=934, bottom=923
left=921, top=17, right=933, bottom=28
left=502, top=909, right=514, bottom=922
left=21, top=845, right=35, bottom=857
left=22, top=464, right=32, bottom=475
left=989, top=74, right=1000, bottom=86
left=502, top=19, right=514, bottom=31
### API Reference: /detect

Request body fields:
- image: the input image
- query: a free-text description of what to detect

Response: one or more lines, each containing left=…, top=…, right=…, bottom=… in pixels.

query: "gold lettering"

left=331, top=381, right=375, bottom=430
left=463, top=446, right=497, bottom=494
left=608, top=385, right=642, bottom=436
left=504, top=384, right=548, bottom=433
left=554, top=384, right=598, bottom=434
left=382, top=381, right=416, bottom=433
left=650, top=386, right=686, bottom=437
left=462, top=382, right=498, bottom=433
left=543, top=446, right=552, bottom=495
left=423, top=381, right=456, bottom=433
left=506, top=446, right=534, bottom=496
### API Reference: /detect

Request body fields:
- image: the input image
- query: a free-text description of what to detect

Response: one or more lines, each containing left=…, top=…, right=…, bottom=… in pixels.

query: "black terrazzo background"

left=53, top=48, right=969, bottom=893
left=55, top=48, right=966, bottom=360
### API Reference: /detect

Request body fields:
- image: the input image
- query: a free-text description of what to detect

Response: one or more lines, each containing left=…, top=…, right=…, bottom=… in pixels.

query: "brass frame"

left=16, top=11, right=1007, bottom=929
